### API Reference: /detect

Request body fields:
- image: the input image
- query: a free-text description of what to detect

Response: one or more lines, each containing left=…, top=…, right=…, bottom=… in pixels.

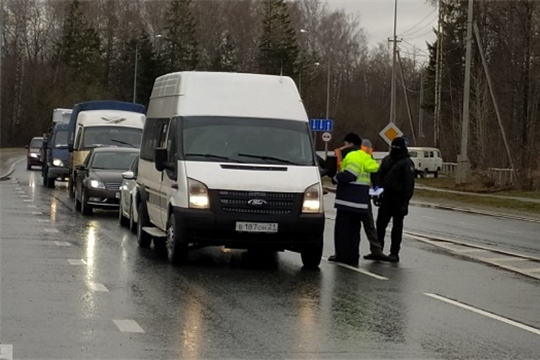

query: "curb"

left=0, top=157, right=25, bottom=181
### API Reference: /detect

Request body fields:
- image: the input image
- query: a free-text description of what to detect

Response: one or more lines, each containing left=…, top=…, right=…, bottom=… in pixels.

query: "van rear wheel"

left=137, top=203, right=152, bottom=248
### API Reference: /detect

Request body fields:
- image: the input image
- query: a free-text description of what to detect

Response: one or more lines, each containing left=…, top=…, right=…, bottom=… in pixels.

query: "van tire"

left=46, top=176, right=55, bottom=188
left=129, top=204, right=137, bottom=233
left=300, top=239, right=323, bottom=269
left=137, top=203, right=152, bottom=248
left=81, top=190, right=93, bottom=216
left=166, top=212, right=189, bottom=265
left=74, top=187, right=81, bottom=211
left=68, top=177, right=75, bottom=198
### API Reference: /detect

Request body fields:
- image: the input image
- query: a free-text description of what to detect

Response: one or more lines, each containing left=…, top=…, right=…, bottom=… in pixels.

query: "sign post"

left=321, top=132, right=332, bottom=159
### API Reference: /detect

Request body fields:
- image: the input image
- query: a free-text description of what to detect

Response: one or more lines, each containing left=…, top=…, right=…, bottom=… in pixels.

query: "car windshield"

left=30, top=139, right=42, bottom=148
left=90, top=152, right=139, bottom=170
left=82, top=126, right=142, bottom=149
left=53, top=130, right=69, bottom=147
left=182, top=117, right=314, bottom=166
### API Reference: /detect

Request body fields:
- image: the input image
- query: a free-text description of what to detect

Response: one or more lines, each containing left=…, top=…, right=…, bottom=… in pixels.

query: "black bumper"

left=174, top=207, right=325, bottom=251
left=85, top=188, right=120, bottom=208
left=47, top=166, right=69, bottom=180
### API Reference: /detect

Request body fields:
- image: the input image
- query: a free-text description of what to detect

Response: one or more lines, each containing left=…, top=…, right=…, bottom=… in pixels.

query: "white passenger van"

left=135, top=71, right=325, bottom=268
left=407, top=147, right=443, bottom=177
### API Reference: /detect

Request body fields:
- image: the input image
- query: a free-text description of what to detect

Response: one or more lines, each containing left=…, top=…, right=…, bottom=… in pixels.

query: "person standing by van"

left=376, top=136, right=415, bottom=263
left=329, top=134, right=381, bottom=266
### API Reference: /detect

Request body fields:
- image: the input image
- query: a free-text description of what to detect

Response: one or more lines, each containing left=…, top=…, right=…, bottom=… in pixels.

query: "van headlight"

left=188, top=178, right=209, bottom=209
left=89, top=180, right=105, bottom=189
left=52, top=158, right=64, bottom=167
left=302, top=183, right=322, bottom=213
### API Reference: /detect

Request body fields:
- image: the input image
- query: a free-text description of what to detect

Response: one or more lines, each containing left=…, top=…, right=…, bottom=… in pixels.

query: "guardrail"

left=441, top=162, right=516, bottom=185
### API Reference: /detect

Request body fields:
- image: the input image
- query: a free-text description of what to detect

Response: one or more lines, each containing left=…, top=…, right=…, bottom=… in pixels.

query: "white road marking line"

left=0, top=344, right=13, bottom=360
left=322, top=257, right=389, bottom=280
left=425, top=293, right=540, bottom=336
left=54, top=241, right=71, bottom=246
left=44, top=228, right=59, bottom=233
left=37, top=219, right=50, bottom=222
left=67, top=259, right=86, bottom=265
left=15, top=187, right=22, bottom=190
left=23, top=199, right=33, bottom=202
left=87, top=282, right=109, bottom=292
left=113, top=319, right=145, bottom=333
left=26, top=205, right=37, bottom=208
left=20, top=194, right=29, bottom=198
left=481, top=257, right=528, bottom=262
left=31, top=211, right=43, bottom=215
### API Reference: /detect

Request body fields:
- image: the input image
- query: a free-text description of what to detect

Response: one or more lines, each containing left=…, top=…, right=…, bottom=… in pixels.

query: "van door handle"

left=171, top=183, right=178, bottom=189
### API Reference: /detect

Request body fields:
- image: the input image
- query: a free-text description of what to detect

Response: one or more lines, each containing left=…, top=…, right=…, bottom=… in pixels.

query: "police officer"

left=329, top=134, right=380, bottom=266
left=376, top=136, right=415, bottom=263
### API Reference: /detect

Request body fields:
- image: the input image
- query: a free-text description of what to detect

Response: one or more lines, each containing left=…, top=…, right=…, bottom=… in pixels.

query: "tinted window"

left=82, top=126, right=142, bottom=149
left=90, top=152, right=139, bottom=170
left=52, top=130, right=69, bottom=147
left=182, top=117, right=315, bottom=166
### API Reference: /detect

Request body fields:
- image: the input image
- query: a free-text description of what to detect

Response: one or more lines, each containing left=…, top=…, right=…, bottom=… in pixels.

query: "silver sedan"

left=118, top=156, right=139, bottom=232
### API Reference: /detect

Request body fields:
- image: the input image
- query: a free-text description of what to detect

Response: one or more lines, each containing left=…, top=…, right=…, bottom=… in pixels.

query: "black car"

left=74, top=147, right=140, bottom=215
left=26, top=137, right=44, bottom=170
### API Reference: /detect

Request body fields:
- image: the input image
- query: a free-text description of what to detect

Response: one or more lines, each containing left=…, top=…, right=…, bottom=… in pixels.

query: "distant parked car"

left=74, top=147, right=139, bottom=216
left=118, top=155, right=139, bottom=232
left=26, top=137, right=44, bottom=170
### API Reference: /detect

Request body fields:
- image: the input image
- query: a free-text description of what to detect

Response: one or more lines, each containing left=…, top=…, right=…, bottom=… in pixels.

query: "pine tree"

left=164, top=0, right=199, bottom=72
left=57, top=0, right=102, bottom=83
left=211, top=33, right=238, bottom=72
left=258, top=0, right=299, bottom=77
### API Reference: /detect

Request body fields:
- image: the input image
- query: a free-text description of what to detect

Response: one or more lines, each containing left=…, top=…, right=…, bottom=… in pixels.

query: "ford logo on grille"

left=248, top=199, right=267, bottom=207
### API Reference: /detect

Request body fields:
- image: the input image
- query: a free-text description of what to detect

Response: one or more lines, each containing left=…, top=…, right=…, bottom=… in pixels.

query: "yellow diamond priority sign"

left=379, top=122, right=403, bottom=146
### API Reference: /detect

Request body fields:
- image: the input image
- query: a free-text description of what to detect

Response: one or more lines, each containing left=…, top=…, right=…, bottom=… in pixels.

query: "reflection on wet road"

left=1, top=165, right=540, bottom=359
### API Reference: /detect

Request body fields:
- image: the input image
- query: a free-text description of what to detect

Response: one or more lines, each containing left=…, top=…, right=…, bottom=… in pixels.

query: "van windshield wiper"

left=110, top=139, right=136, bottom=148
left=237, top=153, right=301, bottom=165
left=185, top=153, right=239, bottom=162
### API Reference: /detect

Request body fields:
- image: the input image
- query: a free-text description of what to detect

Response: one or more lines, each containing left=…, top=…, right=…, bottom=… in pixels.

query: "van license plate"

left=115, top=192, right=120, bottom=199
left=235, top=222, right=278, bottom=233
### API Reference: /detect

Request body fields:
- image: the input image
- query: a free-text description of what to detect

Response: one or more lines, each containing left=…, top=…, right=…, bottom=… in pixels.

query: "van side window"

left=140, top=118, right=169, bottom=161
left=429, top=151, right=434, bottom=158
left=424, top=151, right=429, bottom=158
left=409, top=151, right=417, bottom=157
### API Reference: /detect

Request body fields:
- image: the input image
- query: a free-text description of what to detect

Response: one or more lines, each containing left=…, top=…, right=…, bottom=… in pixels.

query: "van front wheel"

left=300, top=239, right=323, bottom=269
left=137, top=203, right=152, bottom=248
left=166, top=213, right=188, bottom=265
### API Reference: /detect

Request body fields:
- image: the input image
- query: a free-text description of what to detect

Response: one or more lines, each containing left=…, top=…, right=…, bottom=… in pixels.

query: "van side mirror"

left=155, top=148, right=168, bottom=172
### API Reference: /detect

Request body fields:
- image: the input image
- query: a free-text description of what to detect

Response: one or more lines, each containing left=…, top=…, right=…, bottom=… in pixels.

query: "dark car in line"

left=74, top=147, right=139, bottom=216
left=26, top=137, right=44, bottom=170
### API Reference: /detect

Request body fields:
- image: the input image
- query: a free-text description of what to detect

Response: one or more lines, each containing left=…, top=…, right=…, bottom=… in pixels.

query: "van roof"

left=408, top=147, right=440, bottom=151
left=76, top=110, right=145, bottom=128
left=149, top=71, right=308, bottom=122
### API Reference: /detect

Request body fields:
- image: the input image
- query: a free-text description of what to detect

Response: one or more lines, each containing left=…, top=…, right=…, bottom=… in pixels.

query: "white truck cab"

left=135, top=71, right=325, bottom=268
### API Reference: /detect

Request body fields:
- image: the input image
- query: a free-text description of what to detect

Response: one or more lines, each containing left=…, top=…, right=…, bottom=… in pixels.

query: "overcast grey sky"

left=325, top=0, right=437, bottom=61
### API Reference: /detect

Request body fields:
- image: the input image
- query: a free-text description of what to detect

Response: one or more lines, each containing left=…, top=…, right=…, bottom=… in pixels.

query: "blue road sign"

left=309, top=119, right=333, bottom=132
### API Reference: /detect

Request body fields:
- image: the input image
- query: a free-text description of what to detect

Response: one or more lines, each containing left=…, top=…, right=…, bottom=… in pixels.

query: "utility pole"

left=397, top=50, right=417, bottom=145
left=419, top=69, right=425, bottom=138
left=457, top=0, right=473, bottom=185
left=434, top=0, right=443, bottom=148
left=389, top=0, right=399, bottom=124
left=0, top=1, right=3, bottom=125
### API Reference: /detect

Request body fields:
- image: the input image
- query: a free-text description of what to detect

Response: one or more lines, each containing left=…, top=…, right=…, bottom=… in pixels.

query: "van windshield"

left=82, top=126, right=142, bottom=149
left=53, top=130, right=69, bottom=148
left=182, top=117, right=315, bottom=166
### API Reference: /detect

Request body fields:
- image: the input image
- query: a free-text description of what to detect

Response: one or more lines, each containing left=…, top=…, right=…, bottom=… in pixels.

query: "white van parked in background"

left=135, top=71, right=325, bottom=268
left=408, top=147, right=443, bottom=177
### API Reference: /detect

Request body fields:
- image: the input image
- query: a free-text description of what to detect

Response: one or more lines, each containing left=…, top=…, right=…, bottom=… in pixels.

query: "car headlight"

left=89, top=180, right=105, bottom=189
left=52, top=158, right=63, bottom=167
left=188, top=178, right=209, bottom=209
left=302, top=183, right=322, bottom=213
left=30, top=153, right=38, bottom=158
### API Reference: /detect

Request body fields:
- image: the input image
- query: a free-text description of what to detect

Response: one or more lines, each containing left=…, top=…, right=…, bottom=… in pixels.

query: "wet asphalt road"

left=1, top=163, right=540, bottom=359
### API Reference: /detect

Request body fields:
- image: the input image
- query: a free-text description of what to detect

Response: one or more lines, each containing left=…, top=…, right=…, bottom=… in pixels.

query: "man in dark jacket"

left=376, top=136, right=415, bottom=263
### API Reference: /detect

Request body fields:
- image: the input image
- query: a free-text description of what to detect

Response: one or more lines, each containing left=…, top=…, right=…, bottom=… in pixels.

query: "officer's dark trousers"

left=376, top=204, right=404, bottom=255
left=334, top=209, right=363, bottom=264
left=363, top=202, right=383, bottom=254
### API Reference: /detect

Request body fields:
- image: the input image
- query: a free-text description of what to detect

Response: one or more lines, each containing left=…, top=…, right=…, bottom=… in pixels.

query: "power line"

left=404, top=27, right=436, bottom=41
left=399, top=8, right=438, bottom=37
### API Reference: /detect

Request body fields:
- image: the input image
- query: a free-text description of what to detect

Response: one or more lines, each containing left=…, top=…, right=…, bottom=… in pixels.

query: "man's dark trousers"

left=334, top=209, right=365, bottom=264
left=363, top=202, right=384, bottom=254
left=376, top=204, right=404, bottom=255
